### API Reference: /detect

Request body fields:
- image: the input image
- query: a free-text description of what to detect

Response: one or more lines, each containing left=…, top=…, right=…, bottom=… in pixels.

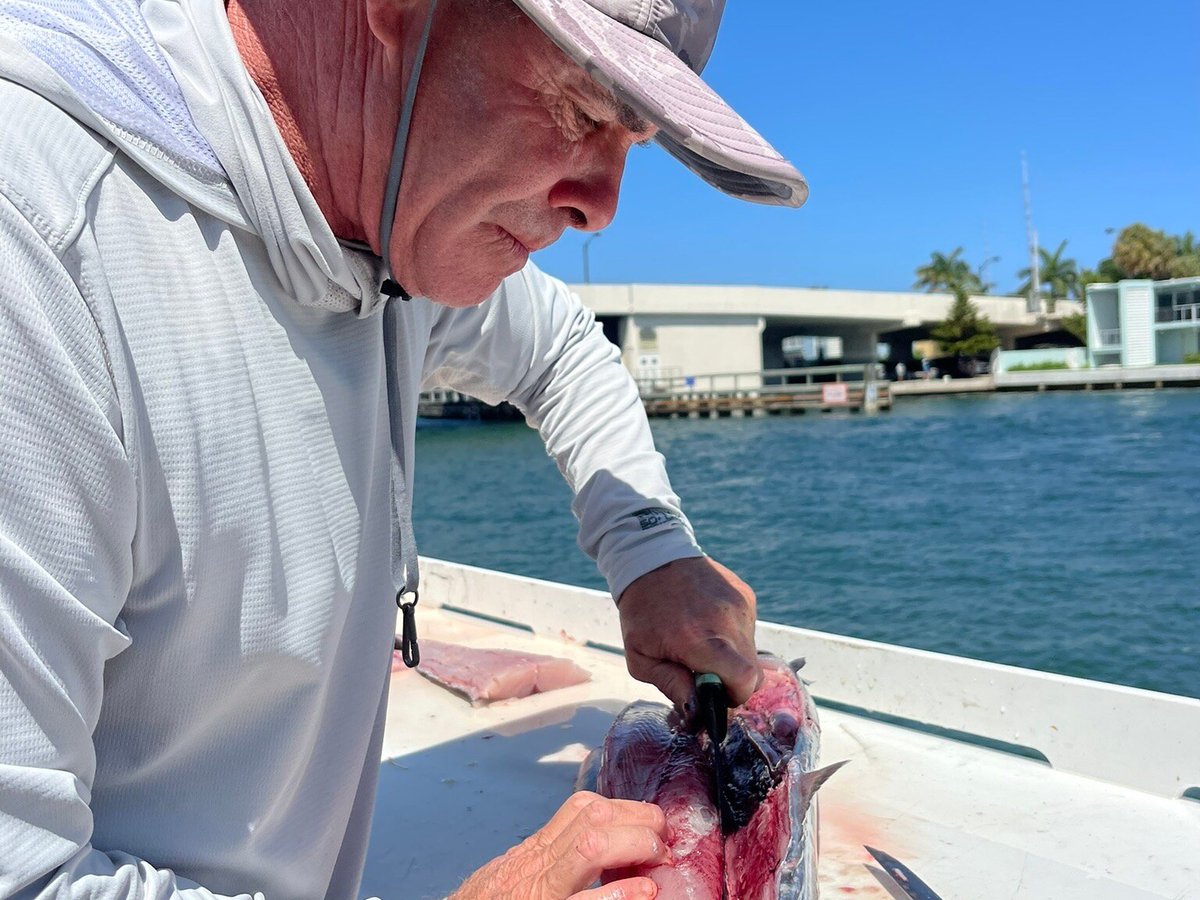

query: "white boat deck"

left=360, top=560, right=1200, bottom=900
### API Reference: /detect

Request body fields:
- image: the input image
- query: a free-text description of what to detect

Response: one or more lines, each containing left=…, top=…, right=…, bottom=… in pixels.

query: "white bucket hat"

left=510, top=0, right=808, bottom=207
left=375, top=0, right=807, bottom=296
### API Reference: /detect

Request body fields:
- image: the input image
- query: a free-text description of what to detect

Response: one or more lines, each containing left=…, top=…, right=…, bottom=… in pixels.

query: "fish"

left=577, top=654, right=842, bottom=899
left=401, top=638, right=590, bottom=703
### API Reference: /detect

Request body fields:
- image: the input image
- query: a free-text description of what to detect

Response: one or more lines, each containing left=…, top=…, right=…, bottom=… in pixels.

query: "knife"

left=694, top=672, right=734, bottom=836
left=864, top=846, right=945, bottom=900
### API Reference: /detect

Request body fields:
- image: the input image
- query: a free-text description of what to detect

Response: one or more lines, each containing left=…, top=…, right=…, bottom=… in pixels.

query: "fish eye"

left=771, top=713, right=799, bottom=744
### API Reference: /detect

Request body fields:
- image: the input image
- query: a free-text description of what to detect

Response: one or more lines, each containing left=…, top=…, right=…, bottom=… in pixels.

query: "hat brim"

left=509, top=0, right=808, bottom=208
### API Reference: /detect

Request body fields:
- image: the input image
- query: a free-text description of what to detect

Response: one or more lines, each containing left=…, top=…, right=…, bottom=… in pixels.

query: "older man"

left=0, top=0, right=806, bottom=896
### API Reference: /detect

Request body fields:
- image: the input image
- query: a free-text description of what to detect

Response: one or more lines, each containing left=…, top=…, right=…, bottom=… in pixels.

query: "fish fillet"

left=408, top=639, right=590, bottom=703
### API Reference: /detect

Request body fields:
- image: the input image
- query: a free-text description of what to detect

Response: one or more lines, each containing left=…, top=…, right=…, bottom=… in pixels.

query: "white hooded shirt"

left=0, top=0, right=702, bottom=896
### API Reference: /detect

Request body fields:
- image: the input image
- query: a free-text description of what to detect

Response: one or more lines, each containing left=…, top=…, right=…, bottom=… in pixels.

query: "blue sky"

left=534, top=0, right=1200, bottom=295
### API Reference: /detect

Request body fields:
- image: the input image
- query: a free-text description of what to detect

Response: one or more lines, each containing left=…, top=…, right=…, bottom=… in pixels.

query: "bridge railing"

left=634, top=364, right=881, bottom=399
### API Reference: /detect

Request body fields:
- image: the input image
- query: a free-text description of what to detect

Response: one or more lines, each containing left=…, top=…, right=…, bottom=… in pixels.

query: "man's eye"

left=572, top=104, right=600, bottom=132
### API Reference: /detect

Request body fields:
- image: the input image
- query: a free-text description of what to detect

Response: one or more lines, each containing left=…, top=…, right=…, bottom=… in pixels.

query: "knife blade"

left=864, top=846, right=945, bottom=900
left=694, top=673, right=733, bottom=836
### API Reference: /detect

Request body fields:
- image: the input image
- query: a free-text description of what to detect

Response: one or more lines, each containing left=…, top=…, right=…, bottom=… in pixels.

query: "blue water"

left=413, top=390, right=1200, bottom=699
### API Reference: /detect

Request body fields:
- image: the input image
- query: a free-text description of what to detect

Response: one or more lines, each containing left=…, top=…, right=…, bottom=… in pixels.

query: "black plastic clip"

left=381, top=279, right=412, bottom=301
left=397, top=590, right=420, bottom=667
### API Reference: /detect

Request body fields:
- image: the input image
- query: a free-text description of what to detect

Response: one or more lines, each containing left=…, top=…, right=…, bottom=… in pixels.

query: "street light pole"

left=582, top=232, right=602, bottom=283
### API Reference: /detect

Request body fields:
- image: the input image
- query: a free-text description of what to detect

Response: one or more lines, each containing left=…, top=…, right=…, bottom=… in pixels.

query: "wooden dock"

left=417, top=389, right=522, bottom=422
left=891, top=375, right=995, bottom=397
left=417, top=363, right=1200, bottom=426
left=636, top=365, right=890, bottom=418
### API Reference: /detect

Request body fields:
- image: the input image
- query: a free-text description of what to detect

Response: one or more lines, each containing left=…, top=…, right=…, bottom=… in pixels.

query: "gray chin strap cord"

left=383, top=0, right=439, bottom=668
left=378, top=0, right=439, bottom=301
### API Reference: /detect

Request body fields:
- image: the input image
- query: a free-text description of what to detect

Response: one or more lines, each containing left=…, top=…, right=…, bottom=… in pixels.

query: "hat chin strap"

left=378, top=0, right=440, bottom=300
left=374, top=2, right=440, bottom=671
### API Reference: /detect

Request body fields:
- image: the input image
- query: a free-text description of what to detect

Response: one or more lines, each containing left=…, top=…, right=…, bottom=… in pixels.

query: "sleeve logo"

left=633, top=507, right=682, bottom=531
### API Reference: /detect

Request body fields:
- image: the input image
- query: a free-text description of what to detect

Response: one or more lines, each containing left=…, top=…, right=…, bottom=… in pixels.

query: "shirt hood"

left=0, top=0, right=385, bottom=314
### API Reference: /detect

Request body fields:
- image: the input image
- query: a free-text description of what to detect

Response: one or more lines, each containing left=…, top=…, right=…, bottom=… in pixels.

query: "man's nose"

left=547, top=140, right=627, bottom=232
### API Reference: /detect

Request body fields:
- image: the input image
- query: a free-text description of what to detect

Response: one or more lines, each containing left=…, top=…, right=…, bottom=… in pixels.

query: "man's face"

left=379, top=3, right=655, bottom=306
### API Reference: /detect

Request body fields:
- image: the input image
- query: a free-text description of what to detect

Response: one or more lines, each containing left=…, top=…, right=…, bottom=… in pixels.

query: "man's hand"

left=450, top=792, right=668, bottom=899
left=617, top=556, right=761, bottom=710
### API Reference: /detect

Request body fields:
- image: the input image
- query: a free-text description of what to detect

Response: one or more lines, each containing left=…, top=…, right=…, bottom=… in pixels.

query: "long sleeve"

left=0, top=192, right=256, bottom=900
left=420, top=262, right=704, bottom=599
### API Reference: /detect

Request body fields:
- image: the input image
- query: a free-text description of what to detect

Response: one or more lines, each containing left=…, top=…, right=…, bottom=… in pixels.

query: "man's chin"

left=420, top=267, right=517, bottom=309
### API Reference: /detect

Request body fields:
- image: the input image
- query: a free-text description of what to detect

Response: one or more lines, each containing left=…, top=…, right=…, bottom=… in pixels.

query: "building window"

left=1157, top=292, right=1172, bottom=322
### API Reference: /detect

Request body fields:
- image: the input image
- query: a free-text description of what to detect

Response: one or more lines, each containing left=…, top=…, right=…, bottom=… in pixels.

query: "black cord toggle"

left=397, top=590, right=420, bottom=667
left=381, top=278, right=412, bottom=301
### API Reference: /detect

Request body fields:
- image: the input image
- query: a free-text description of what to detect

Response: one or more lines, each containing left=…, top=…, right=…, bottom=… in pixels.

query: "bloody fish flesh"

left=577, top=654, right=840, bottom=899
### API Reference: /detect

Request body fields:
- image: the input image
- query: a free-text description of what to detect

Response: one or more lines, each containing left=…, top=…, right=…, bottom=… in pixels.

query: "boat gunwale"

left=418, top=557, right=1200, bottom=800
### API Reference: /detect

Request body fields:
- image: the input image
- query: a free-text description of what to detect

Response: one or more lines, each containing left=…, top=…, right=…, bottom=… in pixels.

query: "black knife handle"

left=695, top=673, right=728, bottom=744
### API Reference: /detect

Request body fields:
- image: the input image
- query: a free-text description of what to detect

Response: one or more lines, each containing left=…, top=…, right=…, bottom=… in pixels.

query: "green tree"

left=1060, top=312, right=1088, bottom=345
left=931, top=286, right=1000, bottom=358
left=1170, top=255, right=1200, bottom=278
left=914, top=248, right=984, bottom=295
left=1079, top=259, right=1121, bottom=289
left=1168, top=231, right=1200, bottom=278
left=1112, top=224, right=1175, bottom=280
left=1016, top=239, right=1080, bottom=308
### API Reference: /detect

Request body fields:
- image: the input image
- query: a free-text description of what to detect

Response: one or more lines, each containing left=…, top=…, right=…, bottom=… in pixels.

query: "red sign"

left=821, top=382, right=849, bottom=404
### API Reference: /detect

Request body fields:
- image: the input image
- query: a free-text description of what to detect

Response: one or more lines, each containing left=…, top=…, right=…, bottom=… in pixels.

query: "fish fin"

left=789, top=657, right=807, bottom=672
left=798, top=760, right=848, bottom=805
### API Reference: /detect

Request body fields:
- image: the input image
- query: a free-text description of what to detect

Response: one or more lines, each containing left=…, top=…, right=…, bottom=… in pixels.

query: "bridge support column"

left=840, top=327, right=881, bottom=365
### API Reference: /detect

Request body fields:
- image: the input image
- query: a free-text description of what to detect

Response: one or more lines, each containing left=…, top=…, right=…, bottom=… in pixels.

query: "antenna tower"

left=1022, top=152, right=1041, bottom=315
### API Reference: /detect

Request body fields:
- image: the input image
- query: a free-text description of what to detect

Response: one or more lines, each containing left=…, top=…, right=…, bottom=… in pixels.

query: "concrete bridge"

left=570, top=283, right=1082, bottom=379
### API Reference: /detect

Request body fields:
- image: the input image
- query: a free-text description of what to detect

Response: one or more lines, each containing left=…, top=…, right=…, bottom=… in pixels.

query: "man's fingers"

left=536, top=791, right=604, bottom=844
left=629, top=637, right=763, bottom=710
left=450, top=796, right=665, bottom=899
left=685, top=636, right=762, bottom=706
left=570, top=876, right=659, bottom=900
left=544, top=824, right=668, bottom=897
left=629, top=637, right=759, bottom=709
left=538, top=793, right=664, bottom=845
left=538, top=797, right=668, bottom=897
left=625, top=652, right=695, bottom=711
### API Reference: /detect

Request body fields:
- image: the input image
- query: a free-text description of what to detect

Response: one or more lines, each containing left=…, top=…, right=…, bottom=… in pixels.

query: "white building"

left=1087, top=277, right=1200, bottom=366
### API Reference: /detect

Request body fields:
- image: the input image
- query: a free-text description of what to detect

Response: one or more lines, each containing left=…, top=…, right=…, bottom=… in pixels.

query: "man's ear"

left=364, top=0, right=427, bottom=53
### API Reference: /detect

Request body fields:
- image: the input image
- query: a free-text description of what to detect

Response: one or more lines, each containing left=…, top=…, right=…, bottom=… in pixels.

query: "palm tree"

left=1089, top=258, right=1124, bottom=282
left=914, top=248, right=984, bottom=294
left=1170, top=231, right=1200, bottom=278
left=1017, top=240, right=1080, bottom=307
left=1112, top=224, right=1175, bottom=280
